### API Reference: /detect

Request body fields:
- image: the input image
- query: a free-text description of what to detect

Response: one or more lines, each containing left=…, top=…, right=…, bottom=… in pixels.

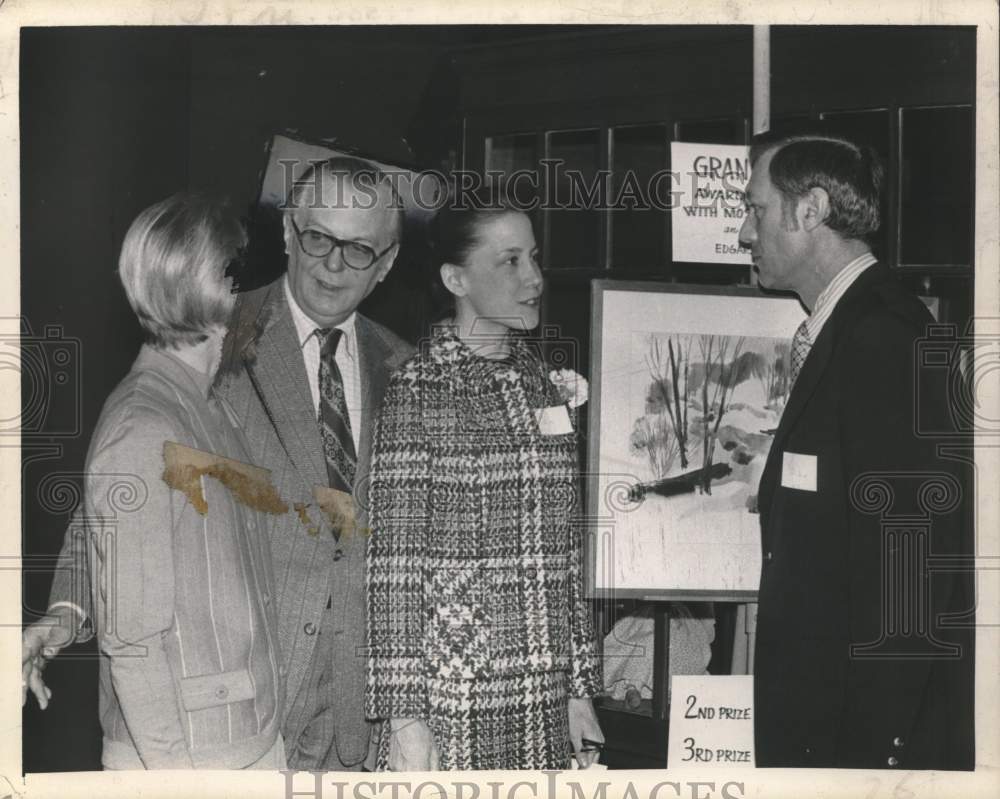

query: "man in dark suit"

left=741, top=134, right=974, bottom=770
left=25, top=156, right=414, bottom=771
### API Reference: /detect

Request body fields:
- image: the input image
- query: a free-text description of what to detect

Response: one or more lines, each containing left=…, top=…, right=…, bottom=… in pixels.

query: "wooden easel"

left=593, top=596, right=756, bottom=768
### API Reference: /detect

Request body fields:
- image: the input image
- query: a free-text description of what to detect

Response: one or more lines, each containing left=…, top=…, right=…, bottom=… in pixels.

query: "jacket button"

left=892, top=737, right=904, bottom=748
left=304, top=622, right=317, bottom=635
left=763, top=551, right=773, bottom=563
left=262, top=593, right=270, bottom=605
left=332, top=549, right=343, bottom=562
left=887, top=756, right=899, bottom=767
left=215, top=686, right=228, bottom=700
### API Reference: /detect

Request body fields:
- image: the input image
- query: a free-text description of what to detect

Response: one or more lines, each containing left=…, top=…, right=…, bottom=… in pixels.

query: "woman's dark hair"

left=425, top=189, right=529, bottom=321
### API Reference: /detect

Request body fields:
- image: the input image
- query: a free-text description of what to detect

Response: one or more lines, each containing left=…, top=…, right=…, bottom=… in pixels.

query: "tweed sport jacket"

left=365, top=327, right=602, bottom=721
left=215, top=279, right=413, bottom=767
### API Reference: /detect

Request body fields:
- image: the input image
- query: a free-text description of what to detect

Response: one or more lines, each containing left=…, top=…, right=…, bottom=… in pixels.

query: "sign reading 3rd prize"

left=670, top=142, right=752, bottom=265
left=667, top=675, right=755, bottom=767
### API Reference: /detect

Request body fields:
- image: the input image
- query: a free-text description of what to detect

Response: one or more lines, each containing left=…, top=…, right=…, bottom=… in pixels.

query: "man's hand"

left=388, top=718, right=439, bottom=771
left=22, top=607, right=79, bottom=709
left=568, top=697, right=604, bottom=768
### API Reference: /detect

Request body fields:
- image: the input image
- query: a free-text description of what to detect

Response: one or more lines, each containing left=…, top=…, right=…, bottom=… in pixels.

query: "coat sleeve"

left=47, top=505, right=94, bottom=642
left=835, top=308, right=972, bottom=765
left=567, top=509, right=603, bottom=697
left=566, top=408, right=603, bottom=697
left=87, top=410, right=195, bottom=768
left=365, top=373, right=432, bottom=721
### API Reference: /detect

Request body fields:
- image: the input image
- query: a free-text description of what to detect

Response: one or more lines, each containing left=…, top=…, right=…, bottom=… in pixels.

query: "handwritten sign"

left=671, top=142, right=752, bottom=265
left=667, top=675, right=755, bottom=767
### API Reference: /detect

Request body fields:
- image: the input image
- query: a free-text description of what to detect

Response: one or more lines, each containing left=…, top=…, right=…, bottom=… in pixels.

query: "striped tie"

left=789, top=320, right=812, bottom=389
left=316, top=327, right=357, bottom=493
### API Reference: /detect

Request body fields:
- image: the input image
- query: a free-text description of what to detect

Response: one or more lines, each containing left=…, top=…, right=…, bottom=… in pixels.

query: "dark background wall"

left=21, top=29, right=193, bottom=771
left=20, top=24, right=976, bottom=772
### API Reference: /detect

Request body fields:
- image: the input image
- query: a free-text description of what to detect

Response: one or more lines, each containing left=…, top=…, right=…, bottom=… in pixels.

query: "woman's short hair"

left=118, top=193, right=245, bottom=348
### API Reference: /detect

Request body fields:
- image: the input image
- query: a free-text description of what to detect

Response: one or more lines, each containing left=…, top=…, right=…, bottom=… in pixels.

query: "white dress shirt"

left=283, top=276, right=362, bottom=451
left=804, top=251, right=878, bottom=342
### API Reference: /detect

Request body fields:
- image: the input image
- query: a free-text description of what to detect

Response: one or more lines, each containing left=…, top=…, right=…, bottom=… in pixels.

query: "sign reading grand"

left=671, top=142, right=752, bottom=265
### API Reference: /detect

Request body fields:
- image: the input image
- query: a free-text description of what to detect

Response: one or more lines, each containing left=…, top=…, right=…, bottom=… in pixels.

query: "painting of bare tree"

left=589, top=283, right=806, bottom=597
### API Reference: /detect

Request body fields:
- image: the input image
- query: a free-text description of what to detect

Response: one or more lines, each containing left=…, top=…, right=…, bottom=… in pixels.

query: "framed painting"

left=586, top=280, right=807, bottom=600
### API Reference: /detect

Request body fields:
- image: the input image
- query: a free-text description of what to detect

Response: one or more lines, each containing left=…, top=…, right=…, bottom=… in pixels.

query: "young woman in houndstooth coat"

left=365, top=201, right=604, bottom=771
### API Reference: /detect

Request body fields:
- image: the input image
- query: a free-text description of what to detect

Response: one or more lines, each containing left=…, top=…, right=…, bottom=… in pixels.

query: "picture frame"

left=257, top=132, right=445, bottom=223
left=586, top=280, right=807, bottom=601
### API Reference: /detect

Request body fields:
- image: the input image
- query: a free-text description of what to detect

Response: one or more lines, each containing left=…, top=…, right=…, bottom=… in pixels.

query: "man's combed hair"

left=751, top=134, right=884, bottom=241
left=118, top=193, right=245, bottom=349
left=284, top=155, right=404, bottom=241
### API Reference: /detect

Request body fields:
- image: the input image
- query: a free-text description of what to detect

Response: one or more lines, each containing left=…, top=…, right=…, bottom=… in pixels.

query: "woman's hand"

left=22, top=607, right=78, bottom=708
left=388, top=718, right=440, bottom=771
left=568, top=697, right=604, bottom=768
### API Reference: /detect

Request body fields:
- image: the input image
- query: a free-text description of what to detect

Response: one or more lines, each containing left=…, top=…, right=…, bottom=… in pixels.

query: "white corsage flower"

left=549, top=368, right=589, bottom=409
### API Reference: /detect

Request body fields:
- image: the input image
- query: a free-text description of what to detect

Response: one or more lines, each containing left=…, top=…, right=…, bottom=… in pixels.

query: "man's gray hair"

left=284, top=155, right=404, bottom=241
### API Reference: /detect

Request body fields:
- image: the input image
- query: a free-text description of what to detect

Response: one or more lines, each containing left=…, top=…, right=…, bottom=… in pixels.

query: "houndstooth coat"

left=365, top=326, right=602, bottom=770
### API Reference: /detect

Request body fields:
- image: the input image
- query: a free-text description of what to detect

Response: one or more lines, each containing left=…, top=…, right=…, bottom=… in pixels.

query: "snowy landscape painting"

left=628, top=332, right=790, bottom=506
left=588, top=284, right=806, bottom=597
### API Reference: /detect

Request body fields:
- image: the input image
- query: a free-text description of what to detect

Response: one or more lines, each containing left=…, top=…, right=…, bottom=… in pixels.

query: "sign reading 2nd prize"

left=667, top=675, right=755, bottom=767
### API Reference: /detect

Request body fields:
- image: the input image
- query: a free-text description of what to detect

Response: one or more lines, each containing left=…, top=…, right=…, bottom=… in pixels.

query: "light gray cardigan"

left=85, top=345, right=283, bottom=769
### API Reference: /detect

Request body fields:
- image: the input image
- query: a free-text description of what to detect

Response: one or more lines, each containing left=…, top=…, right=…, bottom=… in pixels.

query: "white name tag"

left=781, top=451, right=817, bottom=492
left=535, top=405, right=573, bottom=435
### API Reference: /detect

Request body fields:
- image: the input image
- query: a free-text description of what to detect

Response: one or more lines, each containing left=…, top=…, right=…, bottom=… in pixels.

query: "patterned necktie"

left=789, top=319, right=812, bottom=389
left=316, top=327, right=357, bottom=492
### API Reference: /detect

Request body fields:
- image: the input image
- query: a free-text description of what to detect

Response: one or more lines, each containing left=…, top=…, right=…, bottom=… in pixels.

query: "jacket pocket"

left=179, top=668, right=255, bottom=711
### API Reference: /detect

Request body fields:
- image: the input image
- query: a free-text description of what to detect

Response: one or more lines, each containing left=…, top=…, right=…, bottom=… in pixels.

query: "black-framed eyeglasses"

left=289, top=218, right=396, bottom=271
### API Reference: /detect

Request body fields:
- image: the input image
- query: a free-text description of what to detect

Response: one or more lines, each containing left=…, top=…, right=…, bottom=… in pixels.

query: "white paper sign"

left=780, top=451, right=818, bottom=492
left=535, top=405, right=573, bottom=435
left=671, top=142, right=753, bottom=265
left=667, top=675, right=755, bottom=768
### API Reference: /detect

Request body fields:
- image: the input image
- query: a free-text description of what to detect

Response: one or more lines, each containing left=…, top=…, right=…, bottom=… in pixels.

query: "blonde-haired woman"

left=87, top=193, right=285, bottom=769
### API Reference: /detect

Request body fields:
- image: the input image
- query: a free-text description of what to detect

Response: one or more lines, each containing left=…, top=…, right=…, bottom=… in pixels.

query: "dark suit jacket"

left=753, top=262, right=974, bottom=770
left=215, top=278, right=414, bottom=768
